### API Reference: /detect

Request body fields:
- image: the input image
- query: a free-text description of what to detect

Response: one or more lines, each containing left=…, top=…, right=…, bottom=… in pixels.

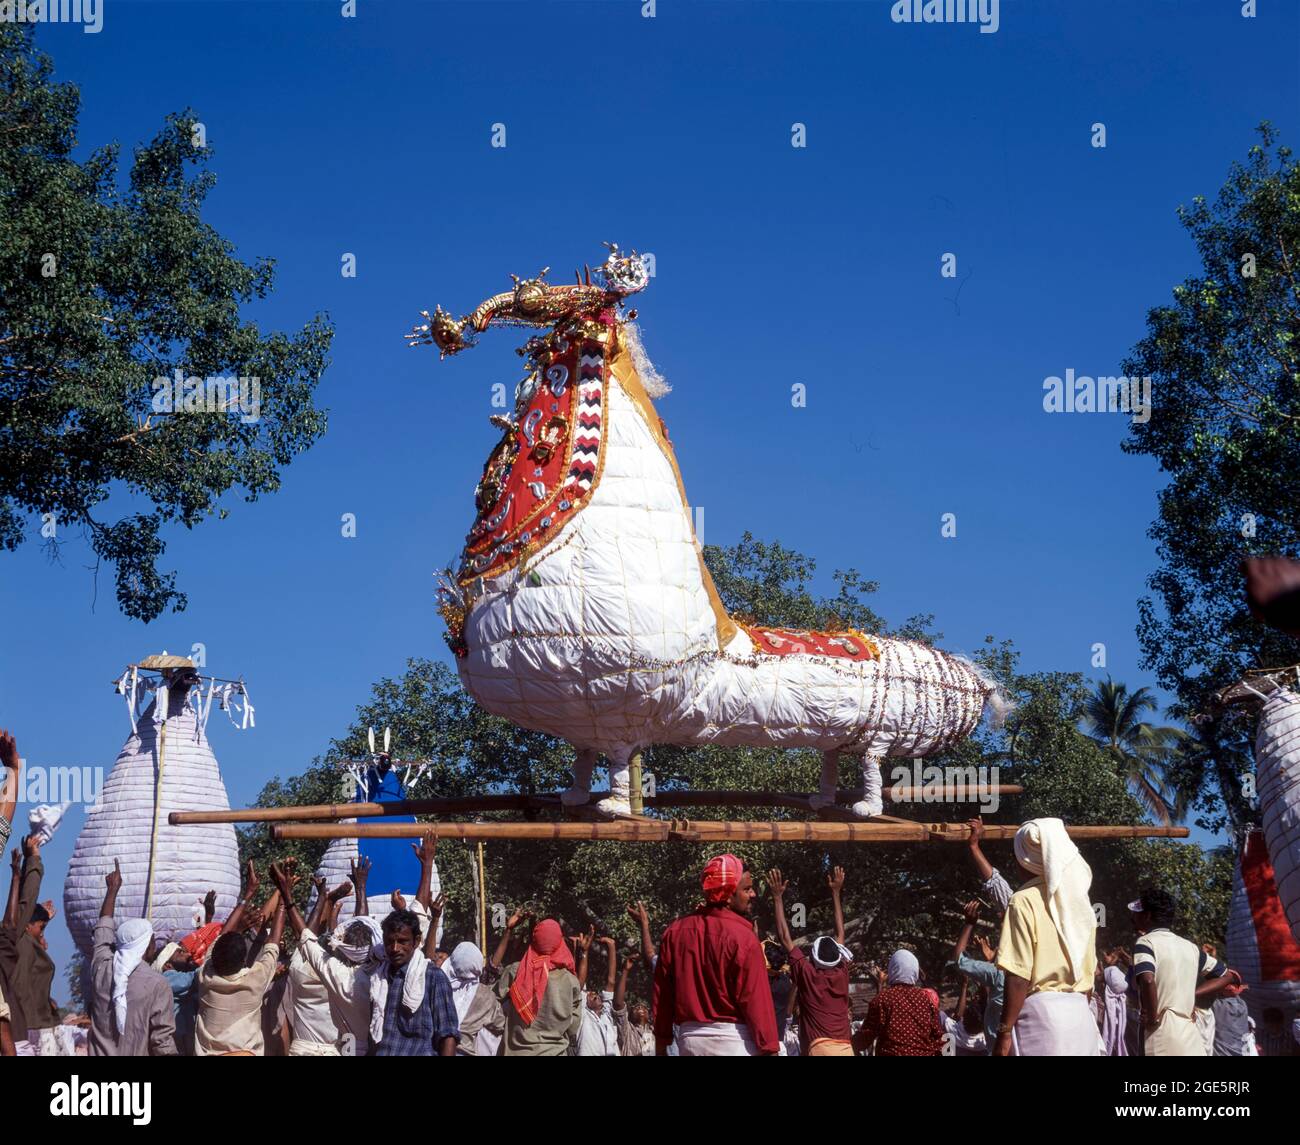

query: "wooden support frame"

left=269, top=820, right=1189, bottom=844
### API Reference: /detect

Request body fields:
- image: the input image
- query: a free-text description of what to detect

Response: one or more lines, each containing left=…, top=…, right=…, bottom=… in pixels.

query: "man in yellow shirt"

left=994, top=818, right=1099, bottom=1056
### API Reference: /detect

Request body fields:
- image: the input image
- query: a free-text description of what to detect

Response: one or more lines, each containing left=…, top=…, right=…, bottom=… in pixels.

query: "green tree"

left=1123, top=125, right=1300, bottom=717
left=0, top=25, right=332, bottom=620
left=1080, top=678, right=1189, bottom=825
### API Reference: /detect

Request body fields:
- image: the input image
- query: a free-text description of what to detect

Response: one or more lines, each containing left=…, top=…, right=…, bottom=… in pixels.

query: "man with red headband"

left=651, top=853, right=778, bottom=1056
left=494, top=915, right=583, bottom=1056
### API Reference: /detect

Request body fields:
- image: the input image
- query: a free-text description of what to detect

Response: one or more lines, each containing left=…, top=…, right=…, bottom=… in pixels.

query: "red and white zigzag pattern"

left=562, top=343, right=603, bottom=495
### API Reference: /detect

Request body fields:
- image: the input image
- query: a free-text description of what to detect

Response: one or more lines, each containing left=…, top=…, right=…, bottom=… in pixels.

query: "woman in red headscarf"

left=491, top=911, right=582, bottom=1056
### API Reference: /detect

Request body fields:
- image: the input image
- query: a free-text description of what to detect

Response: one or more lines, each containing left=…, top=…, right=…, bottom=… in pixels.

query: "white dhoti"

left=1011, top=992, right=1101, bottom=1056
left=287, top=1038, right=342, bottom=1057
left=674, top=1020, right=761, bottom=1056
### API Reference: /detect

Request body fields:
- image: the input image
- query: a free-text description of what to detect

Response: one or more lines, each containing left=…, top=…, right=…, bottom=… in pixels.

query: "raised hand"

left=411, top=837, right=438, bottom=865
left=827, top=866, right=845, bottom=893
left=626, top=900, right=648, bottom=926
left=962, top=899, right=981, bottom=925
left=203, top=889, right=217, bottom=919
left=327, top=880, right=353, bottom=903
left=350, top=856, right=371, bottom=888
left=576, top=925, right=595, bottom=954
left=391, top=890, right=407, bottom=912
left=967, top=818, right=984, bottom=845
left=767, top=868, right=788, bottom=899
left=22, top=832, right=39, bottom=857
left=506, top=906, right=532, bottom=929
left=974, top=934, right=995, bottom=962
left=0, top=729, right=18, bottom=771
left=243, top=859, right=260, bottom=900
left=429, top=892, right=446, bottom=920
left=105, top=859, right=123, bottom=894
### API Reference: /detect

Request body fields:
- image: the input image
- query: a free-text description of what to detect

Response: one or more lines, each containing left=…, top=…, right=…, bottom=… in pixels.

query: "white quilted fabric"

left=1255, top=688, right=1300, bottom=942
left=456, top=339, right=996, bottom=809
left=62, top=694, right=241, bottom=954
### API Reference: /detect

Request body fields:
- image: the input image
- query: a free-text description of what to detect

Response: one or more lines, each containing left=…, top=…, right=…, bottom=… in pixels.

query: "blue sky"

left=4, top=0, right=1297, bottom=991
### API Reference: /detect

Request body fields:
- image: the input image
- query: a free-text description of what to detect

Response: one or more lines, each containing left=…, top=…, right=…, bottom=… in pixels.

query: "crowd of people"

left=1, top=721, right=1297, bottom=1057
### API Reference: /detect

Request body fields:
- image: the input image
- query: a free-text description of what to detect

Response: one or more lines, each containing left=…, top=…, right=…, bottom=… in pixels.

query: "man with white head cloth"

left=993, top=818, right=1099, bottom=1056
left=87, top=860, right=177, bottom=1056
left=442, top=940, right=504, bottom=1056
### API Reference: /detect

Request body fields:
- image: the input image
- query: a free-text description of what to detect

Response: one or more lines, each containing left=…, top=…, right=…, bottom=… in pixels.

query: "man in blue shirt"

left=949, top=897, right=1005, bottom=1054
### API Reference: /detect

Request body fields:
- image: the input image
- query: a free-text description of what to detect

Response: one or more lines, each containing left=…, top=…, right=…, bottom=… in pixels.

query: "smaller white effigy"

left=1254, top=688, right=1300, bottom=943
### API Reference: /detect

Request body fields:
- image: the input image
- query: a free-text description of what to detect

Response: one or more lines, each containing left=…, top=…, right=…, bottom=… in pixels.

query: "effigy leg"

left=809, top=750, right=840, bottom=811
left=560, top=747, right=599, bottom=808
left=849, top=754, right=884, bottom=819
left=592, top=746, right=634, bottom=819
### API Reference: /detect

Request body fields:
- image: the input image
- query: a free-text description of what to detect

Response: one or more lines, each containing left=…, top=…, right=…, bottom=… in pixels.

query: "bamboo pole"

left=172, top=785, right=1025, bottom=825
left=269, top=820, right=1187, bottom=844
left=477, top=841, right=488, bottom=956
left=628, top=751, right=644, bottom=816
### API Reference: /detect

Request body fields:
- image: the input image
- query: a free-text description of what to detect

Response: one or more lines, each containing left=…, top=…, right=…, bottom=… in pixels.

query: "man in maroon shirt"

left=652, top=854, right=779, bottom=1056
left=769, top=865, right=855, bottom=1055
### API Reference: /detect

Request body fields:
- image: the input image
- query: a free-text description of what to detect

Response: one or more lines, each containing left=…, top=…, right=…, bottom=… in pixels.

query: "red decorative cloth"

left=745, top=625, right=879, bottom=662
left=702, top=853, right=744, bottom=904
left=508, top=919, right=576, bottom=1027
left=179, top=922, right=222, bottom=965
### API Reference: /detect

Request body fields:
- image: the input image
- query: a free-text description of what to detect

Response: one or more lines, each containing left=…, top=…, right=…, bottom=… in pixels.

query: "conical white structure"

left=1225, top=829, right=1300, bottom=1028
left=63, top=682, right=242, bottom=954
left=1254, top=689, right=1300, bottom=943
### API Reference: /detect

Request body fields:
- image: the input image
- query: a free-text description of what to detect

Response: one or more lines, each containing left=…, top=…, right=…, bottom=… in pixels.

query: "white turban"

left=330, top=914, right=383, bottom=964
left=887, top=949, right=920, bottom=986
left=810, top=936, right=853, bottom=969
left=112, top=919, right=154, bottom=1034
left=1013, top=818, right=1095, bottom=981
left=442, top=941, right=485, bottom=1024
left=150, top=942, right=180, bottom=972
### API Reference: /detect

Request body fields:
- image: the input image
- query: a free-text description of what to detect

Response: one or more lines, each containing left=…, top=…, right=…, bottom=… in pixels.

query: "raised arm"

left=766, top=869, right=795, bottom=953
left=0, top=730, right=20, bottom=851
left=627, top=901, right=656, bottom=974
left=349, top=856, right=370, bottom=919
left=3, top=849, right=20, bottom=929
left=950, top=899, right=980, bottom=966
left=491, top=908, right=531, bottom=970
left=614, top=953, right=634, bottom=1012
left=574, top=926, right=594, bottom=990
left=269, top=863, right=308, bottom=937
left=203, top=889, right=216, bottom=926
left=221, top=860, right=260, bottom=936
left=599, top=936, right=617, bottom=995
left=827, top=866, right=846, bottom=945
left=99, top=859, right=123, bottom=920
left=266, top=894, right=287, bottom=950
left=967, top=818, right=994, bottom=882
left=423, top=894, right=445, bottom=959
left=412, top=837, right=438, bottom=912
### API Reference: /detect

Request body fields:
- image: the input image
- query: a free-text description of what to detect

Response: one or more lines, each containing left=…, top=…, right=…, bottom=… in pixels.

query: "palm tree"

left=1081, top=679, right=1189, bottom=825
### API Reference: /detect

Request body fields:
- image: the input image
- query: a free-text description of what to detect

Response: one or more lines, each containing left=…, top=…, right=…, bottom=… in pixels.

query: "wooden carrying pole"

left=270, top=821, right=1188, bottom=844
left=171, top=785, right=1025, bottom=826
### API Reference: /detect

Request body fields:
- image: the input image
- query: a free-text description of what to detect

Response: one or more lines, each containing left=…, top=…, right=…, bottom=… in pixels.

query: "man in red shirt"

left=652, top=854, right=779, bottom=1056
left=769, top=865, right=855, bottom=1056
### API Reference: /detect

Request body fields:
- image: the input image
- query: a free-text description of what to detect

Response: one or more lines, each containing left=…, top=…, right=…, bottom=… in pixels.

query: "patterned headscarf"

left=178, top=922, right=222, bottom=966
left=508, top=920, right=575, bottom=1027
left=702, top=853, right=744, bottom=904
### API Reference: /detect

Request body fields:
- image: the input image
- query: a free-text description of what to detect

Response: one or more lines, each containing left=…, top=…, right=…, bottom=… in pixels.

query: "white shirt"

left=297, top=927, right=374, bottom=1050
left=575, top=990, right=618, bottom=1056
left=287, top=948, right=341, bottom=1047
